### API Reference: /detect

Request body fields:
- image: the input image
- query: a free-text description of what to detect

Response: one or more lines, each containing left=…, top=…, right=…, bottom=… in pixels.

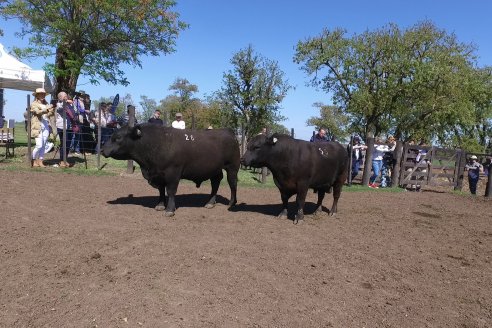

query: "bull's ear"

left=130, top=126, right=143, bottom=139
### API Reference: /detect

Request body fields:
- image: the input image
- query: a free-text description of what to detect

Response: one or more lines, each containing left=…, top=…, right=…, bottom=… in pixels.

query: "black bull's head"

left=241, top=134, right=279, bottom=168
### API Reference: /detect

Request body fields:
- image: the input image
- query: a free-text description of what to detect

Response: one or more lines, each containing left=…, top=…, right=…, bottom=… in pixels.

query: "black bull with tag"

left=102, top=124, right=240, bottom=217
left=241, top=134, right=348, bottom=224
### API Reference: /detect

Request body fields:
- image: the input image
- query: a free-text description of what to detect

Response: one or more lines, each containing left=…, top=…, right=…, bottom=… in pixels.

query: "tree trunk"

left=54, top=46, right=81, bottom=97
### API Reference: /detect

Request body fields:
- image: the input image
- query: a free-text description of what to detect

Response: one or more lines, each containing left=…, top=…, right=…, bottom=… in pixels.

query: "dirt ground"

left=0, top=169, right=491, bottom=328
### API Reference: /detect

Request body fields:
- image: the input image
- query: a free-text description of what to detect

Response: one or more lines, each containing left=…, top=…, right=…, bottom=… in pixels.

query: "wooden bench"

left=0, top=127, right=15, bottom=158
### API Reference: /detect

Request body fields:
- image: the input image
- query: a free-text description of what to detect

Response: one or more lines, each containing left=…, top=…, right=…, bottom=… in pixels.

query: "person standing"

left=55, top=91, right=73, bottom=167
left=310, top=128, right=328, bottom=143
left=369, top=138, right=390, bottom=188
left=171, top=112, right=185, bottom=129
left=148, top=110, right=164, bottom=125
left=380, top=136, right=397, bottom=188
left=348, top=136, right=367, bottom=181
left=465, top=155, right=484, bottom=195
left=30, top=88, right=55, bottom=167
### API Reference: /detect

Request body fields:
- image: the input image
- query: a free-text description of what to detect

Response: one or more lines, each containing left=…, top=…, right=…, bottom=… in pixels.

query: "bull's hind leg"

left=330, top=175, right=346, bottom=216
left=294, top=186, right=309, bottom=224
left=225, top=167, right=238, bottom=209
left=155, top=186, right=167, bottom=211
left=205, top=171, right=223, bottom=209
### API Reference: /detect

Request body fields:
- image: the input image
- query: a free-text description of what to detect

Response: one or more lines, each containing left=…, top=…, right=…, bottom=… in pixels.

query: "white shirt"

left=373, top=144, right=390, bottom=161
left=172, top=120, right=185, bottom=129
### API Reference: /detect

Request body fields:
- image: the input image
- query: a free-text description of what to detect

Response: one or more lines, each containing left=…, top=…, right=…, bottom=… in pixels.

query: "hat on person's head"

left=175, top=112, right=182, bottom=117
left=470, top=155, right=478, bottom=160
left=32, top=88, right=47, bottom=96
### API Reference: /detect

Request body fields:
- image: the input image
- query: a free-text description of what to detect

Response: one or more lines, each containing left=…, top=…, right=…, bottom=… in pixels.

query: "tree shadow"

left=107, top=193, right=229, bottom=209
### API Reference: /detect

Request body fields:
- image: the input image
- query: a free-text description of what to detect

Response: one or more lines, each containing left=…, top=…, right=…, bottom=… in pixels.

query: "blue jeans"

left=351, top=159, right=361, bottom=180
left=70, top=131, right=81, bottom=153
left=370, top=160, right=382, bottom=184
left=380, top=160, right=392, bottom=187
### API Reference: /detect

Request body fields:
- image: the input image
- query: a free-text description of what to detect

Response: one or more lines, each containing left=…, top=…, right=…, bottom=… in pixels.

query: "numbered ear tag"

left=184, top=134, right=195, bottom=141
left=273, top=137, right=278, bottom=144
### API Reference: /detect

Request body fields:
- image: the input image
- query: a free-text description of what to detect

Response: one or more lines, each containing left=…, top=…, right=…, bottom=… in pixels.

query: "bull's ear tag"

left=273, top=137, right=278, bottom=144
left=136, top=127, right=142, bottom=136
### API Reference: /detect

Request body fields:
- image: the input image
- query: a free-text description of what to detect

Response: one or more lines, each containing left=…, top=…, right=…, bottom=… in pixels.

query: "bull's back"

left=169, top=128, right=239, bottom=173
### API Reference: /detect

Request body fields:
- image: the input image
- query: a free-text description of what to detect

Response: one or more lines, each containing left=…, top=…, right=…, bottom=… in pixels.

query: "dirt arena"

left=0, top=169, right=491, bottom=327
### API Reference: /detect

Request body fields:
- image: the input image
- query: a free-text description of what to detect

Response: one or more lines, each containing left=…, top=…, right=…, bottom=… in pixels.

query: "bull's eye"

left=253, top=146, right=261, bottom=150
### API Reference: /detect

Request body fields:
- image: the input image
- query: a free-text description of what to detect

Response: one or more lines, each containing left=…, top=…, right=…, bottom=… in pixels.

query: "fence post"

left=391, top=140, right=403, bottom=188
left=485, top=162, right=492, bottom=198
left=261, top=127, right=270, bottom=183
left=347, top=135, right=354, bottom=186
left=126, top=105, right=136, bottom=174
left=26, top=94, right=32, bottom=167
left=96, top=104, right=102, bottom=170
left=362, top=137, right=374, bottom=186
left=455, top=150, right=466, bottom=191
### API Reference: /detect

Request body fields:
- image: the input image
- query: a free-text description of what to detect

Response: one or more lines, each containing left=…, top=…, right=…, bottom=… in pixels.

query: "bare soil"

left=0, top=169, right=491, bottom=327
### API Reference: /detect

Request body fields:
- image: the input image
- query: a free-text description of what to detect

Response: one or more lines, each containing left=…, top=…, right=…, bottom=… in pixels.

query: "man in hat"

left=30, top=88, right=55, bottom=167
left=465, top=155, right=484, bottom=195
left=171, top=112, right=185, bottom=129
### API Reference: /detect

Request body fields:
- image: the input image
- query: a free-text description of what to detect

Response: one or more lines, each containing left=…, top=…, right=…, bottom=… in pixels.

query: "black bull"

left=102, top=124, right=240, bottom=216
left=241, top=134, right=348, bottom=223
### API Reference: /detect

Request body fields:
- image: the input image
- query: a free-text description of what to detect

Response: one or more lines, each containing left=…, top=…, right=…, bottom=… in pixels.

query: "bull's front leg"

left=277, top=191, right=289, bottom=219
left=294, top=186, right=309, bottom=224
left=155, top=186, right=166, bottom=211
left=164, top=181, right=179, bottom=217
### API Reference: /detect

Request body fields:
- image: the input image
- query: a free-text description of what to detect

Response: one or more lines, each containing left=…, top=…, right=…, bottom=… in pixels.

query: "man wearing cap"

left=172, top=112, right=185, bottom=129
left=465, top=155, right=483, bottom=195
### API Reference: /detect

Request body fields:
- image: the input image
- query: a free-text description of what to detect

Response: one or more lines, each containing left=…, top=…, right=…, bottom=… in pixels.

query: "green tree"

left=168, top=78, right=199, bottom=129
left=219, top=45, right=291, bottom=153
left=294, top=21, right=479, bottom=144
left=139, top=95, right=158, bottom=123
left=0, top=0, right=187, bottom=95
left=306, top=102, right=350, bottom=141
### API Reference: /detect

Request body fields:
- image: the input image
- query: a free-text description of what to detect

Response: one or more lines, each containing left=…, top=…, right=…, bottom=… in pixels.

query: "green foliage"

left=306, top=102, right=350, bottom=140
left=139, top=95, right=158, bottom=123
left=0, top=0, right=188, bottom=95
left=294, top=21, right=491, bottom=151
left=219, top=45, right=292, bottom=146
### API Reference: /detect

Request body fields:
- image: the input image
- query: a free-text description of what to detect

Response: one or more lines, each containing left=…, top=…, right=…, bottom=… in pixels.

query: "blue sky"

left=1, top=0, right=491, bottom=140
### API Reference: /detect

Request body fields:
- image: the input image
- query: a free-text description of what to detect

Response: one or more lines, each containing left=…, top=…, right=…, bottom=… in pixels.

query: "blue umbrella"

left=110, top=93, right=119, bottom=113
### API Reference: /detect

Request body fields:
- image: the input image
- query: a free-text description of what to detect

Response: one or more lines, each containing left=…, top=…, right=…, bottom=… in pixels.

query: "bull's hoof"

left=277, top=210, right=288, bottom=219
left=205, top=203, right=215, bottom=209
left=293, top=218, right=304, bottom=225
left=164, top=211, right=175, bottom=217
left=155, top=205, right=166, bottom=211
left=329, top=212, right=336, bottom=217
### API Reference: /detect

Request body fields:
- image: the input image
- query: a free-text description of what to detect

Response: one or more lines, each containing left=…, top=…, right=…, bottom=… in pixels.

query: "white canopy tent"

left=0, top=43, right=53, bottom=92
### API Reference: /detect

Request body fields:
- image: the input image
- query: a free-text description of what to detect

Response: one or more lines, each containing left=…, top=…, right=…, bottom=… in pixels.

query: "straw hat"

left=175, top=112, right=182, bottom=117
left=32, top=88, right=47, bottom=96
left=470, top=155, right=478, bottom=160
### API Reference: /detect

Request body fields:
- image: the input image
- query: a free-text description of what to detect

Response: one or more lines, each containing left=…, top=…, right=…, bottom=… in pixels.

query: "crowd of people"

left=26, top=89, right=189, bottom=168
left=310, top=127, right=491, bottom=195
